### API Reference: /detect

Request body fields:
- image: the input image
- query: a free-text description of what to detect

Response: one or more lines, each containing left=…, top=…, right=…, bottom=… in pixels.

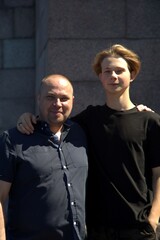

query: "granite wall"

left=0, top=0, right=160, bottom=132
left=0, top=0, right=35, bottom=132
left=35, top=0, right=160, bottom=116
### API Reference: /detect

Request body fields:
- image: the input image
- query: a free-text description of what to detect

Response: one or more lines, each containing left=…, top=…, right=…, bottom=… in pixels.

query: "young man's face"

left=38, top=77, right=74, bottom=133
left=99, top=57, right=134, bottom=94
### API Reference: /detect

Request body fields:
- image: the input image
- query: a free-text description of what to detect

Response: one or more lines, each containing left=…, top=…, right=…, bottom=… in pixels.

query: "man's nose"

left=52, top=98, right=62, bottom=106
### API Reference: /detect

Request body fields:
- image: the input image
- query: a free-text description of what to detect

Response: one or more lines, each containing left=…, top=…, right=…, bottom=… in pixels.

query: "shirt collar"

left=35, top=119, right=74, bottom=136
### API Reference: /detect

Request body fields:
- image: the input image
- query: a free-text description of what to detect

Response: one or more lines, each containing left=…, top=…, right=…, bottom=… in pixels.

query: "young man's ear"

left=130, top=71, right=136, bottom=82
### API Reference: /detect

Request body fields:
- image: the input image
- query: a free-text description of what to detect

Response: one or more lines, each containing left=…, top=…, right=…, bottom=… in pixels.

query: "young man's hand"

left=17, top=113, right=37, bottom=134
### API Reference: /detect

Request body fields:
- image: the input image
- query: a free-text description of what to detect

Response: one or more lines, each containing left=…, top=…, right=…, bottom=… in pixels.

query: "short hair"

left=93, top=44, right=141, bottom=77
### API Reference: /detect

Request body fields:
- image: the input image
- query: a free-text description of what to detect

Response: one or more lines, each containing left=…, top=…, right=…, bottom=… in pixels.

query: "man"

left=17, top=44, right=160, bottom=240
left=0, top=74, right=88, bottom=240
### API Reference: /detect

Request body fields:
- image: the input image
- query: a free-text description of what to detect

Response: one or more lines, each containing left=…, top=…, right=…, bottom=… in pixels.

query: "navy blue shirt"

left=0, top=120, right=88, bottom=240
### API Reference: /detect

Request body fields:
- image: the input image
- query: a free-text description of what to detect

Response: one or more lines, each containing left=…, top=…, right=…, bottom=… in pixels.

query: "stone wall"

left=0, top=0, right=35, bottom=132
left=0, top=0, right=160, bottom=132
left=36, top=0, right=160, bottom=117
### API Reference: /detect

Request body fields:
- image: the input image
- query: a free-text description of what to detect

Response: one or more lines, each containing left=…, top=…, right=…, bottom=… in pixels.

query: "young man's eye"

left=115, top=69, right=124, bottom=74
left=104, top=70, right=111, bottom=74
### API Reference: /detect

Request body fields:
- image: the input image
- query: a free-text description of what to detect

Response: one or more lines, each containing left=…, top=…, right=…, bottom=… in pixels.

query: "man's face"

left=38, top=76, right=74, bottom=133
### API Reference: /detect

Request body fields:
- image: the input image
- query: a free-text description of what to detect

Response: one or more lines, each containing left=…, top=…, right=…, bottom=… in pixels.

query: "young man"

left=16, top=45, right=160, bottom=240
left=0, top=74, right=88, bottom=240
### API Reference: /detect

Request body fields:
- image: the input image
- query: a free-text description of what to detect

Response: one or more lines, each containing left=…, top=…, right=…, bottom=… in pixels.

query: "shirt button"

left=68, top=183, right=71, bottom=187
left=63, top=165, right=67, bottom=169
left=74, top=221, right=77, bottom=226
left=71, top=201, right=74, bottom=205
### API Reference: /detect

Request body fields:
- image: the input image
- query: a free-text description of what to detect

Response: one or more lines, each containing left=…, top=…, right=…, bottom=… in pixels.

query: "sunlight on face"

left=38, top=76, right=74, bottom=133
left=99, top=57, right=133, bottom=94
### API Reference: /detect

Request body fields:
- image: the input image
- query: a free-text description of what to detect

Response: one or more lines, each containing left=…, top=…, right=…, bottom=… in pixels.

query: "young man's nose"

left=111, top=71, right=118, bottom=78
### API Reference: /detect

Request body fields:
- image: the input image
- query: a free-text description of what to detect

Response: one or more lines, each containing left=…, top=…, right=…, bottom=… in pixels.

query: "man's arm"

left=148, top=167, right=160, bottom=231
left=0, top=180, right=11, bottom=240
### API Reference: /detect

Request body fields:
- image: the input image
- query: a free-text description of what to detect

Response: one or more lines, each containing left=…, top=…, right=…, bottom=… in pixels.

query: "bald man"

left=0, top=74, right=88, bottom=240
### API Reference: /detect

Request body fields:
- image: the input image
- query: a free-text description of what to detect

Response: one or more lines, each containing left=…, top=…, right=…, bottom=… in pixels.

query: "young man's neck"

left=105, top=94, right=135, bottom=111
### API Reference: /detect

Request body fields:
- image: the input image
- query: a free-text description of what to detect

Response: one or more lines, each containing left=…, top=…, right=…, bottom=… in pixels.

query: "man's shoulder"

left=0, top=127, right=17, bottom=139
left=0, top=126, right=35, bottom=146
left=138, top=110, right=160, bottom=120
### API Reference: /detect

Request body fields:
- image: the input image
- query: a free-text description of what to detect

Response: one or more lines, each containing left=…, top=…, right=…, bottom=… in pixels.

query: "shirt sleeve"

left=0, top=131, right=16, bottom=183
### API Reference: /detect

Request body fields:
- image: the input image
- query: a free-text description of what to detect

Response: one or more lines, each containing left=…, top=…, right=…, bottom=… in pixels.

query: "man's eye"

left=60, top=98, right=69, bottom=102
left=46, top=96, right=55, bottom=101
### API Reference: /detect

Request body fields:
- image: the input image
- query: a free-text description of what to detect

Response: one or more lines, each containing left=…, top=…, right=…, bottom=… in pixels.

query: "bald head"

left=39, top=74, right=74, bottom=96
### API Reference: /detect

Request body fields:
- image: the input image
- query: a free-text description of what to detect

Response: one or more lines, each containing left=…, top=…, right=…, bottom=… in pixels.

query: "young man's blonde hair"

left=93, top=44, right=141, bottom=77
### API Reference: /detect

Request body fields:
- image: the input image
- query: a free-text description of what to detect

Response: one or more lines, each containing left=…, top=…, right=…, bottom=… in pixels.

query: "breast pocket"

left=21, top=146, right=62, bottom=182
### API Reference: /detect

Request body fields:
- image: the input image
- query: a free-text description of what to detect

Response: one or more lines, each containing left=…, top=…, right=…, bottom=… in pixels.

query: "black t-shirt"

left=72, top=104, right=160, bottom=228
left=0, top=120, right=88, bottom=240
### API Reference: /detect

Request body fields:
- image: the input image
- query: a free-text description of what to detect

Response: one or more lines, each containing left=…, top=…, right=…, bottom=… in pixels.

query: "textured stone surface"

left=0, top=69, right=35, bottom=132
left=3, top=39, right=35, bottom=68
left=0, top=40, right=2, bottom=68
left=71, top=81, right=105, bottom=117
left=127, top=0, right=160, bottom=38
left=0, top=69, right=35, bottom=98
left=14, top=8, right=35, bottom=37
left=4, top=0, right=34, bottom=7
left=0, top=98, right=35, bottom=133
left=0, top=9, right=13, bottom=39
left=48, top=0, right=126, bottom=38
left=35, top=0, right=48, bottom=60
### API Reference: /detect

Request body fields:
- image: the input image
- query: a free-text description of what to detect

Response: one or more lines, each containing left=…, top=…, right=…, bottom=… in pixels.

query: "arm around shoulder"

left=17, top=112, right=37, bottom=135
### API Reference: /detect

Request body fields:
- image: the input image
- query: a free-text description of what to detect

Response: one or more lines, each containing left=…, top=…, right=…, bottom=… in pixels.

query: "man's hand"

left=17, top=113, right=37, bottom=134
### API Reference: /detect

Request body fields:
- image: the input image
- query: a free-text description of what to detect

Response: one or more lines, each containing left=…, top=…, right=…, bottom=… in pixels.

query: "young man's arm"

left=16, top=105, right=154, bottom=134
left=0, top=181, right=11, bottom=240
left=17, top=112, right=37, bottom=135
left=148, top=167, right=160, bottom=231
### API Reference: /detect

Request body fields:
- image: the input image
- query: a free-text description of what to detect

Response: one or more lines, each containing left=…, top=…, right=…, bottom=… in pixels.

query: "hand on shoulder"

left=17, top=112, right=37, bottom=135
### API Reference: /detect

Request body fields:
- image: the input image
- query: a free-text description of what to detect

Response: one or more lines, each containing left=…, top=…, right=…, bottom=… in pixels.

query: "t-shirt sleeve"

left=147, top=114, right=160, bottom=168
